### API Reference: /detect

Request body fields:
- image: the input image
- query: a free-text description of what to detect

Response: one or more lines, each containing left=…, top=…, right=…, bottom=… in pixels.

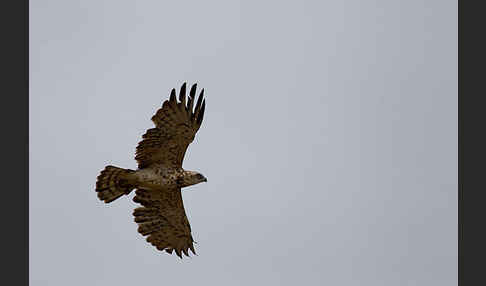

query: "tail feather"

left=96, top=165, right=136, bottom=203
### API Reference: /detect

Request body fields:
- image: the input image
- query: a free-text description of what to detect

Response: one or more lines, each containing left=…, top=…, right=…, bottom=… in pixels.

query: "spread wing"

left=135, top=83, right=206, bottom=169
left=133, top=188, right=196, bottom=258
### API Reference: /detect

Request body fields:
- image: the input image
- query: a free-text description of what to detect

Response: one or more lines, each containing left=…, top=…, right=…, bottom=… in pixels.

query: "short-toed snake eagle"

left=95, top=83, right=207, bottom=258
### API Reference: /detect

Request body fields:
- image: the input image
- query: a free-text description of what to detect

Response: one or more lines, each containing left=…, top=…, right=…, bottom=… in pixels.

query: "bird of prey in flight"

left=95, top=83, right=207, bottom=258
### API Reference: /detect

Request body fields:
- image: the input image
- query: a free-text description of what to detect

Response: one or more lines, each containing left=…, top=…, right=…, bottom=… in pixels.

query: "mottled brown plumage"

left=95, top=83, right=207, bottom=258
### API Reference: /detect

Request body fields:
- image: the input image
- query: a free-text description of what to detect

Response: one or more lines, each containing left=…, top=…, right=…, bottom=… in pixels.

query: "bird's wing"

left=135, top=83, right=206, bottom=169
left=133, top=188, right=196, bottom=258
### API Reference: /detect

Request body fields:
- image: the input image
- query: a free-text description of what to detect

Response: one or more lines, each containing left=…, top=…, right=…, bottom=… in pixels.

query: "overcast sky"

left=30, top=1, right=457, bottom=285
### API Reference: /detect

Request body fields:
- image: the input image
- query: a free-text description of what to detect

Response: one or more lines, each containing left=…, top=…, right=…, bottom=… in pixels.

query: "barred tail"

left=95, top=165, right=137, bottom=203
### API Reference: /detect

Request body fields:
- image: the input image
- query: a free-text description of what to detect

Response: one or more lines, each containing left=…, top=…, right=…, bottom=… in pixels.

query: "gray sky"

left=30, top=1, right=457, bottom=285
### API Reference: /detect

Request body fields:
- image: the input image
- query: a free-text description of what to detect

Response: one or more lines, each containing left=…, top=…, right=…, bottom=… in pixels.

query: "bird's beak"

left=203, top=177, right=207, bottom=182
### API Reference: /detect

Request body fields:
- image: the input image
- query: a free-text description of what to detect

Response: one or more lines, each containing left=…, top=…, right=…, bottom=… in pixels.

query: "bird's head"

left=178, top=170, right=207, bottom=188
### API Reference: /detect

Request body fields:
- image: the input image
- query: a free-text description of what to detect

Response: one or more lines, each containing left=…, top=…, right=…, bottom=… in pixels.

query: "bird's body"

left=133, top=166, right=174, bottom=190
left=129, top=166, right=206, bottom=190
left=95, top=83, right=207, bottom=258
left=134, top=166, right=182, bottom=190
